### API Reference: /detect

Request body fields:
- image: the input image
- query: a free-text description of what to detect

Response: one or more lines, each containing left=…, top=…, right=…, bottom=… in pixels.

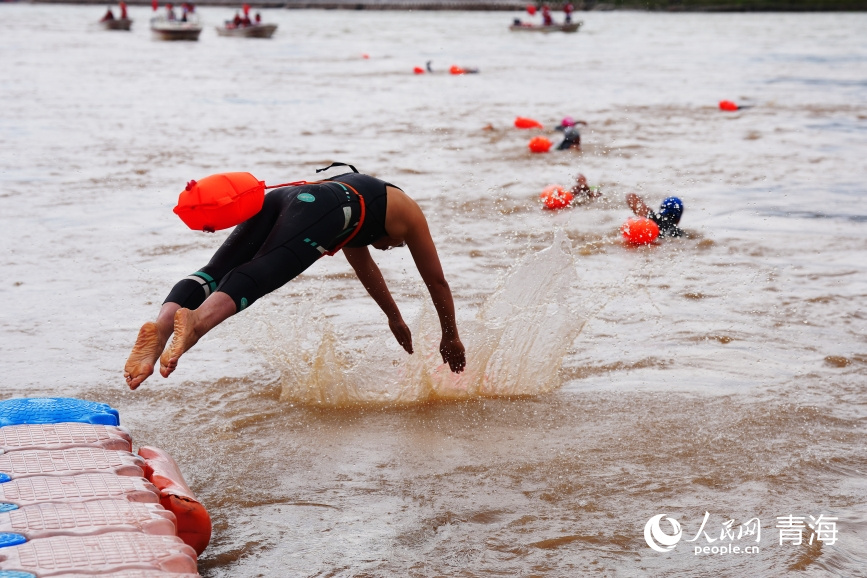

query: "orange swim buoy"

left=540, top=184, right=573, bottom=210
left=413, top=66, right=425, bottom=74
left=621, top=217, right=659, bottom=245
left=173, top=172, right=265, bottom=233
left=514, top=116, right=543, bottom=129
left=528, top=136, right=552, bottom=153
left=719, top=100, right=738, bottom=111
left=450, top=65, right=466, bottom=75
left=139, top=446, right=212, bottom=556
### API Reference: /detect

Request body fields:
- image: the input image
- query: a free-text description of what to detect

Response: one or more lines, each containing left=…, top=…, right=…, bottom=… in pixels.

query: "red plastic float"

left=528, top=136, right=552, bottom=153
left=621, top=217, right=660, bottom=245
left=526, top=4, right=537, bottom=14
left=719, top=100, right=739, bottom=111
left=540, top=185, right=573, bottom=210
left=173, top=172, right=265, bottom=233
left=449, top=65, right=465, bottom=75
left=514, top=116, right=543, bottom=129
left=413, top=66, right=424, bottom=74
left=139, top=446, right=212, bottom=556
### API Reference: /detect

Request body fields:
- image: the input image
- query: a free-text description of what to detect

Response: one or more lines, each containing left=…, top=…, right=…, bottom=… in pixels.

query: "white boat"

left=509, top=21, right=583, bottom=33
left=150, top=14, right=202, bottom=41
left=216, top=22, right=278, bottom=38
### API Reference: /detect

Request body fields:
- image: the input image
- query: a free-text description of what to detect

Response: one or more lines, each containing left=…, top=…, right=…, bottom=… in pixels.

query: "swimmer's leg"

left=124, top=302, right=180, bottom=390
left=159, top=291, right=237, bottom=378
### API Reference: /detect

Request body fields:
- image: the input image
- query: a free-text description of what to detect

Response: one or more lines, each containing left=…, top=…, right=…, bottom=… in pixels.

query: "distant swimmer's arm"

left=389, top=196, right=465, bottom=374
left=626, top=193, right=653, bottom=218
left=344, top=246, right=413, bottom=355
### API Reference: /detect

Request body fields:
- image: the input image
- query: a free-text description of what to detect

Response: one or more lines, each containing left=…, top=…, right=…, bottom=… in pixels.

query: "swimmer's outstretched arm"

left=626, top=193, right=652, bottom=218
left=344, top=246, right=413, bottom=356
left=380, top=189, right=466, bottom=373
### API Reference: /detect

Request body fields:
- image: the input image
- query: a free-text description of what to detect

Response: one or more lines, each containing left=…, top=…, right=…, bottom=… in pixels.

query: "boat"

left=216, top=22, right=277, bottom=38
left=150, top=14, right=202, bottom=41
left=509, top=21, right=583, bottom=33
left=99, top=17, right=133, bottom=31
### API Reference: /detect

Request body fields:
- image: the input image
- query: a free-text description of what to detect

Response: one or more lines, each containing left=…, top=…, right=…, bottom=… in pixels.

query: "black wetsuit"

left=647, top=211, right=684, bottom=238
left=164, top=172, right=393, bottom=312
left=556, top=125, right=581, bottom=150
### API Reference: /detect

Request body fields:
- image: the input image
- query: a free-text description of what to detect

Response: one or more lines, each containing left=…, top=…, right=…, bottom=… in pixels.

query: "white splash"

left=251, top=230, right=583, bottom=406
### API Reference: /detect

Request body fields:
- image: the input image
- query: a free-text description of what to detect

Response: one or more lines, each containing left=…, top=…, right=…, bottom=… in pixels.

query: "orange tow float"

left=528, top=136, right=552, bottom=153
left=621, top=217, right=659, bottom=245
left=540, top=184, right=573, bottom=210
left=174, top=172, right=265, bottom=233
left=514, top=116, right=543, bottom=129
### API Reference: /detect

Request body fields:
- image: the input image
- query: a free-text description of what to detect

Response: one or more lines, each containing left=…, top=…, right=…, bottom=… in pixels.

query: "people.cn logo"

left=644, top=514, right=683, bottom=552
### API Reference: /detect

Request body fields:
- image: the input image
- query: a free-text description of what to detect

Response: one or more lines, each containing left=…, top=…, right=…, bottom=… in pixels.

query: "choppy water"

left=1, top=5, right=866, bottom=576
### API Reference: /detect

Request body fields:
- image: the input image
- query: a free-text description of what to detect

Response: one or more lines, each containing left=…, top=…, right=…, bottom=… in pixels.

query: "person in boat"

left=232, top=11, right=242, bottom=26
left=119, top=2, right=128, bottom=19
left=255, top=12, right=262, bottom=24
left=123, top=165, right=467, bottom=390
left=101, top=7, right=115, bottom=21
left=166, top=3, right=176, bottom=20
left=541, top=4, right=553, bottom=26
left=626, top=193, right=685, bottom=238
left=563, top=2, right=574, bottom=23
left=241, top=12, right=252, bottom=26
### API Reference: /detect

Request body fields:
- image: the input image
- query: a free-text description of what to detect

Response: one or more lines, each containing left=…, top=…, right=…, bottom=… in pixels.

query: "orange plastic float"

left=526, top=3, right=537, bottom=14
left=139, top=446, right=212, bottom=556
left=413, top=66, right=424, bottom=74
left=450, top=65, right=465, bottom=75
left=173, top=172, right=265, bottom=233
left=514, top=116, right=543, bottom=129
left=540, top=185, right=574, bottom=210
left=621, top=217, right=660, bottom=245
left=528, top=136, right=552, bottom=153
left=719, top=100, right=738, bottom=111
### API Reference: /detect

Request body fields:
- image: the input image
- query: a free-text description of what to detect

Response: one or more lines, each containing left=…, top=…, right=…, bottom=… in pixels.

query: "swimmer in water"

left=555, top=118, right=586, bottom=151
left=626, top=193, right=685, bottom=237
left=570, top=173, right=601, bottom=202
left=124, top=166, right=466, bottom=390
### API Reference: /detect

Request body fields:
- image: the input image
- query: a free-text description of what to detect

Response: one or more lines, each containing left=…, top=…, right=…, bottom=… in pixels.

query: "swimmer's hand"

left=389, top=318, right=413, bottom=354
left=440, top=336, right=466, bottom=373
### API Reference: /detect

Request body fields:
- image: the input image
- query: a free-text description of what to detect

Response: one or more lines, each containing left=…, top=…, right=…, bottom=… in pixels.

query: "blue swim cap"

left=659, top=197, right=683, bottom=224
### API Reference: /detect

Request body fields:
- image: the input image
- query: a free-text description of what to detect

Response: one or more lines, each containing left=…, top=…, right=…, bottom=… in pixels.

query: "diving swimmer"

left=124, top=167, right=466, bottom=390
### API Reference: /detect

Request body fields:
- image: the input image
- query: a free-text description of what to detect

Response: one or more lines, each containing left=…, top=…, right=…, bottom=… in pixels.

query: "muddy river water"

left=1, top=5, right=866, bottom=576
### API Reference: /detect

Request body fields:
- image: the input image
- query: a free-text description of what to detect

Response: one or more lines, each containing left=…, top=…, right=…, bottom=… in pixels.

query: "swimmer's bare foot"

left=124, top=322, right=165, bottom=390
left=159, top=308, right=200, bottom=378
